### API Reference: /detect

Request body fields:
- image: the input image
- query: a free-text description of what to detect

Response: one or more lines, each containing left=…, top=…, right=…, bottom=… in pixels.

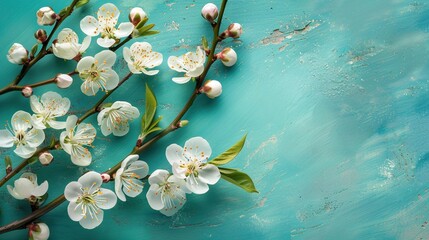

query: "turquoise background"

left=1, top=0, right=429, bottom=239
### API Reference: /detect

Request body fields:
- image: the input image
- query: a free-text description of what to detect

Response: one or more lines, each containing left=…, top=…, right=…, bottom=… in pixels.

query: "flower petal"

left=114, top=22, right=134, bottom=38
left=25, top=128, right=45, bottom=148
left=7, top=185, right=24, bottom=200
left=146, top=184, right=163, bottom=210
left=198, top=164, right=220, bottom=185
left=80, top=16, right=100, bottom=37
left=172, top=77, right=191, bottom=84
left=80, top=36, right=91, bottom=53
left=14, top=144, right=37, bottom=158
left=81, top=80, right=100, bottom=96
left=141, top=68, right=159, bottom=76
left=97, top=37, right=116, bottom=48
left=186, top=176, right=209, bottom=194
left=96, top=188, right=117, bottom=210
left=29, top=95, right=43, bottom=114
left=123, top=179, right=144, bottom=198
left=78, top=171, right=102, bottom=190
left=70, top=145, right=92, bottom=166
left=47, top=120, right=67, bottom=130
left=64, top=181, right=82, bottom=202
left=127, top=63, right=141, bottom=74
left=148, top=169, right=169, bottom=185
left=184, top=136, right=212, bottom=162
left=79, top=209, right=104, bottom=229
left=186, top=64, right=204, bottom=78
left=95, top=50, right=116, bottom=68
left=65, top=115, right=78, bottom=131
left=165, top=144, right=184, bottom=165
left=32, top=180, right=48, bottom=197
left=102, top=68, right=119, bottom=90
left=0, top=130, right=14, bottom=148
left=127, top=160, right=149, bottom=179
left=115, top=168, right=126, bottom=202
left=120, top=154, right=139, bottom=169
left=14, top=178, right=34, bottom=198
left=97, top=3, right=119, bottom=27
left=76, top=56, right=95, bottom=73
left=11, top=111, right=32, bottom=132
left=60, top=131, right=72, bottom=155
left=30, top=115, right=46, bottom=130
left=168, top=56, right=187, bottom=73
left=123, top=47, right=132, bottom=63
left=67, top=201, right=84, bottom=222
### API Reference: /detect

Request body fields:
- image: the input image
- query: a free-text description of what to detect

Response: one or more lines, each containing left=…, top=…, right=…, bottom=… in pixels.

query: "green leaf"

left=210, top=134, right=247, bottom=166
left=138, top=23, right=155, bottom=34
left=58, top=6, right=71, bottom=17
left=202, top=36, right=209, bottom=50
left=30, top=44, right=39, bottom=58
left=140, top=84, right=162, bottom=137
left=135, top=17, right=149, bottom=29
left=75, top=0, right=90, bottom=8
left=219, top=167, right=258, bottom=193
left=141, top=30, right=160, bottom=37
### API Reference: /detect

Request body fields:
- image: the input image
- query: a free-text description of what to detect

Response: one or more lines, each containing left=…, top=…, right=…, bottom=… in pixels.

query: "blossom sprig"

left=168, top=46, right=206, bottom=84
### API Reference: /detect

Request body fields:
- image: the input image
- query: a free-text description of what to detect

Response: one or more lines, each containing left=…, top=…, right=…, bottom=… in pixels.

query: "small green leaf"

left=75, top=0, right=90, bottom=8
left=210, top=134, right=247, bottom=166
left=219, top=167, right=258, bottom=193
left=138, top=23, right=155, bottom=34
left=202, top=36, right=209, bottom=50
left=141, top=30, right=160, bottom=37
left=135, top=17, right=149, bottom=29
left=140, top=84, right=163, bottom=138
left=30, top=44, right=39, bottom=58
left=59, top=6, right=71, bottom=17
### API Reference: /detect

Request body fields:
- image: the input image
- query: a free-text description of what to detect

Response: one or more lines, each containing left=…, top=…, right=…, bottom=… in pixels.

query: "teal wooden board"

left=1, top=0, right=429, bottom=239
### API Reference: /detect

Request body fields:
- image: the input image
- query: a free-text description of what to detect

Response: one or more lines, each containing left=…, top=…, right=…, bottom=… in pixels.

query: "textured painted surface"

left=1, top=0, right=429, bottom=239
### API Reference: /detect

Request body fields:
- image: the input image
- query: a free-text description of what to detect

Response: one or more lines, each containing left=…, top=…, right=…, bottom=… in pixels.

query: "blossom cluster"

left=1, top=1, right=248, bottom=237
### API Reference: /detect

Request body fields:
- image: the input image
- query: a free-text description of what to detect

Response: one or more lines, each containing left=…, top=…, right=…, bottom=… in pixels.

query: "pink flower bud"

left=216, top=47, right=237, bottom=67
left=223, top=23, right=242, bottom=39
left=29, top=222, right=50, bottom=240
left=201, top=80, right=222, bottom=98
left=21, top=86, right=33, bottom=98
left=39, top=152, right=54, bottom=166
left=101, top=173, right=111, bottom=183
left=201, top=3, right=218, bottom=23
left=34, top=29, right=48, bottom=43
left=129, top=7, right=147, bottom=26
left=37, top=7, right=57, bottom=26
left=7, top=43, right=28, bottom=65
left=55, top=74, right=73, bottom=88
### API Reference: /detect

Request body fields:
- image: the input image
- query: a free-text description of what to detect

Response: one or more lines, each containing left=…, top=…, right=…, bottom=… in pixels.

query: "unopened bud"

left=129, top=7, right=147, bottom=26
left=101, top=173, right=111, bottom=183
left=7, top=43, right=28, bottom=65
left=37, top=7, right=57, bottom=26
left=222, top=23, right=242, bottom=39
left=201, top=80, right=222, bottom=98
left=29, top=222, right=50, bottom=240
left=39, top=152, right=53, bottom=166
left=179, top=120, right=189, bottom=128
left=21, top=86, right=33, bottom=98
left=55, top=74, right=73, bottom=88
left=34, top=29, right=48, bottom=43
left=201, top=3, right=218, bottom=23
left=216, top=47, right=237, bottom=67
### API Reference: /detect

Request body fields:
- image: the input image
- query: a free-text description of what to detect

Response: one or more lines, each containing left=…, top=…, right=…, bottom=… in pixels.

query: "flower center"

left=80, top=64, right=100, bottom=82
left=15, top=131, right=26, bottom=145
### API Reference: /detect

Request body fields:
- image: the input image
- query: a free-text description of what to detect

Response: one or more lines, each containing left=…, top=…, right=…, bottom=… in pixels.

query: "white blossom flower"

left=77, top=50, right=119, bottom=96
left=201, top=80, right=222, bottom=98
left=166, top=137, right=220, bottom=194
left=97, top=101, right=140, bottom=137
left=52, top=28, right=91, bottom=60
left=29, top=222, right=50, bottom=240
left=167, top=46, right=206, bottom=84
left=0, top=111, right=45, bottom=158
left=115, top=154, right=149, bottom=202
left=7, top=43, right=28, bottom=65
left=30, top=91, right=70, bottom=130
left=146, top=169, right=190, bottom=216
left=7, top=172, right=48, bottom=200
left=64, top=171, right=117, bottom=229
left=60, top=115, right=96, bottom=166
left=36, top=7, right=56, bottom=26
left=123, top=42, right=163, bottom=75
left=80, top=3, right=134, bottom=48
